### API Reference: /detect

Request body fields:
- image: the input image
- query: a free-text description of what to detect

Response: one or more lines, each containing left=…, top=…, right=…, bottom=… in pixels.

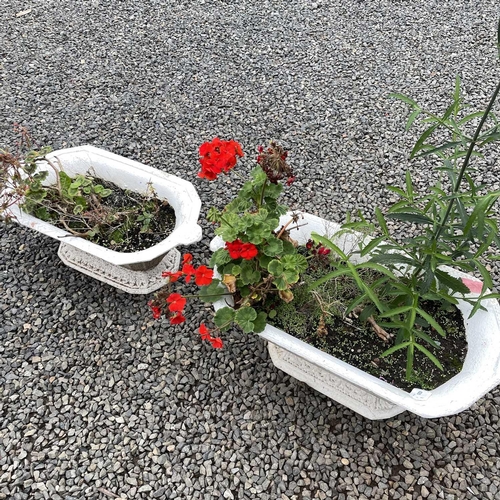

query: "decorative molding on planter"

left=7, top=146, right=202, bottom=293
left=211, top=211, right=500, bottom=420
left=267, top=343, right=400, bottom=419
left=58, top=243, right=181, bottom=294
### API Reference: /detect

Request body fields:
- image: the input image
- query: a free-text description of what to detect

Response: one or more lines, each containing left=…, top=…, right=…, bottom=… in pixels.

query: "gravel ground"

left=2, top=1, right=500, bottom=499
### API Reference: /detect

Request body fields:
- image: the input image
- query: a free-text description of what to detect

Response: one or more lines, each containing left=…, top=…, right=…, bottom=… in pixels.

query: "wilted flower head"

left=257, top=141, right=294, bottom=184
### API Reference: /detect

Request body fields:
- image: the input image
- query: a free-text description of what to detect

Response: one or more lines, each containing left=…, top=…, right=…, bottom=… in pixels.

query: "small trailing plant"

left=1, top=126, right=175, bottom=250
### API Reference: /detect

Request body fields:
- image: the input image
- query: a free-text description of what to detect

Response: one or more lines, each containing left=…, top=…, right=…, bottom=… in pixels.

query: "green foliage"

left=214, top=307, right=236, bottom=331
left=199, top=279, right=227, bottom=303
left=308, top=57, right=500, bottom=381
left=1, top=137, right=171, bottom=249
left=198, top=151, right=303, bottom=334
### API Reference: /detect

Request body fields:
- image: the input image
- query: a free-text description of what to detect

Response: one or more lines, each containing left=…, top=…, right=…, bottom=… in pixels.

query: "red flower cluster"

left=150, top=254, right=215, bottom=325
left=306, top=239, right=331, bottom=256
left=225, top=239, right=258, bottom=260
left=199, top=324, right=223, bottom=349
left=148, top=302, right=161, bottom=320
left=198, top=137, right=244, bottom=181
left=162, top=254, right=214, bottom=286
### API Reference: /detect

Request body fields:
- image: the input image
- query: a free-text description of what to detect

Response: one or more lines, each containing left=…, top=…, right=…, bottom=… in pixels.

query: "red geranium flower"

left=166, top=293, right=187, bottom=312
left=199, top=323, right=211, bottom=340
left=198, top=138, right=244, bottom=181
left=210, top=337, right=223, bottom=349
left=182, top=254, right=193, bottom=265
left=161, top=270, right=183, bottom=282
left=240, top=243, right=258, bottom=260
left=170, top=313, right=186, bottom=325
left=225, top=239, right=258, bottom=260
left=182, top=263, right=196, bottom=283
left=195, top=265, right=213, bottom=286
left=226, top=239, right=243, bottom=259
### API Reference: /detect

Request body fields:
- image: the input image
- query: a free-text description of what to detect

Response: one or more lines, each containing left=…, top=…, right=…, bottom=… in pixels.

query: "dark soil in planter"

left=268, top=268, right=467, bottom=392
left=41, top=178, right=176, bottom=252
left=88, top=179, right=176, bottom=252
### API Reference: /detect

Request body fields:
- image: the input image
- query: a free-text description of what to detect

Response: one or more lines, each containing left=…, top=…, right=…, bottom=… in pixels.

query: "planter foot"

left=58, top=242, right=180, bottom=294
left=267, top=343, right=405, bottom=420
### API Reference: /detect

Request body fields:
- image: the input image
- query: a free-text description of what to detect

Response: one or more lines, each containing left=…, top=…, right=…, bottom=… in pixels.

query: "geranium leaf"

left=199, top=280, right=226, bottom=303
left=252, top=312, right=267, bottom=333
left=214, top=307, right=236, bottom=331
left=210, top=248, right=232, bottom=268
left=267, top=259, right=284, bottom=276
left=235, top=307, right=257, bottom=333
left=263, top=236, right=284, bottom=257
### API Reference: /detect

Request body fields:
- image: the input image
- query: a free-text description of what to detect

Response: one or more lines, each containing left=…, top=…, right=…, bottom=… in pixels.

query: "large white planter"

left=211, top=212, right=500, bottom=420
left=7, top=146, right=202, bottom=294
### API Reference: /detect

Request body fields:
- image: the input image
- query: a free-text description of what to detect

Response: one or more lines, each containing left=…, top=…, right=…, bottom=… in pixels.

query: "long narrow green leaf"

left=359, top=236, right=386, bottom=257
left=406, top=109, right=421, bottom=131
left=375, top=207, right=388, bottom=236
left=474, top=229, right=496, bottom=258
left=410, top=123, right=438, bottom=159
left=435, top=269, right=470, bottom=294
left=414, top=343, right=444, bottom=371
left=415, top=308, right=446, bottom=337
left=463, top=195, right=495, bottom=237
left=415, top=141, right=463, bottom=158
left=370, top=253, right=416, bottom=266
left=454, top=75, right=461, bottom=108
left=345, top=293, right=368, bottom=316
left=405, top=171, right=414, bottom=200
left=308, top=268, right=351, bottom=291
left=386, top=185, right=407, bottom=197
left=378, top=305, right=413, bottom=318
left=358, top=261, right=398, bottom=280
left=414, top=329, right=441, bottom=349
left=474, top=260, right=493, bottom=290
left=378, top=320, right=408, bottom=329
left=458, top=111, right=486, bottom=125
left=380, top=341, right=411, bottom=358
left=388, top=92, right=420, bottom=107
left=346, top=261, right=385, bottom=313
left=386, top=212, right=433, bottom=224
left=478, top=132, right=500, bottom=146
left=469, top=299, right=487, bottom=318
left=310, top=232, right=348, bottom=260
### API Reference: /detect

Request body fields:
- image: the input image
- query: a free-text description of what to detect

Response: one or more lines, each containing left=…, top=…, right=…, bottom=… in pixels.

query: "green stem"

left=259, top=179, right=268, bottom=207
left=433, top=79, right=500, bottom=242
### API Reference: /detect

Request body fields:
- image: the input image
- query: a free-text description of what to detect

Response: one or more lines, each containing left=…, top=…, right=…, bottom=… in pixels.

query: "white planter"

left=7, top=146, right=202, bottom=294
left=211, top=212, right=500, bottom=420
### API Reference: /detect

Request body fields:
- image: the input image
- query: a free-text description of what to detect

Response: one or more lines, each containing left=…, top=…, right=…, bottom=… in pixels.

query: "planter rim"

left=210, top=211, right=500, bottom=419
left=8, top=145, right=202, bottom=266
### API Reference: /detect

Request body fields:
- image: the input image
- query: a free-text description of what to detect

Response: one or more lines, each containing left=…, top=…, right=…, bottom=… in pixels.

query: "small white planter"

left=211, top=212, right=500, bottom=420
left=7, top=146, right=202, bottom=294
